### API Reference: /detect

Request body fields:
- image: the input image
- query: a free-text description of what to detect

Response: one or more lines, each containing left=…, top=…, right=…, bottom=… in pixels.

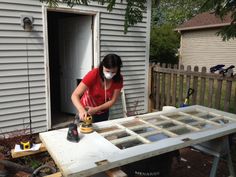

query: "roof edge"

left=175, top=22, right=231, bottom=32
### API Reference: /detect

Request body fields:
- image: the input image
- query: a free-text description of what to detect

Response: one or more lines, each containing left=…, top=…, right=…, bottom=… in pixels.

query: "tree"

left=152, top=0, right=206, bottom=27
left=40, top=0, right=149, bottom=33
left=40, top=0, right=236, bottom=40
left=150, top=24, right=180, bottom=64
left=150, top=0, right=205, bottom=64
left=201, top=0, right=236, bottom=40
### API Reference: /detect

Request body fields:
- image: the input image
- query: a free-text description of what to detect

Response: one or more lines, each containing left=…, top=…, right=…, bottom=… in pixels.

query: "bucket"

left=162, top=106, right=176, bottom=112
left=122, top=151, right=178, bottom=177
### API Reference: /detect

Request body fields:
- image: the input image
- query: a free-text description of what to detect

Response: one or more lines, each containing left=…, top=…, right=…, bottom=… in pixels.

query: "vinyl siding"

left=0, top=0, right=46, bottom=134
left=180, top=29, right=236, bottom=71
left=0, top=0, right=150, bottom=133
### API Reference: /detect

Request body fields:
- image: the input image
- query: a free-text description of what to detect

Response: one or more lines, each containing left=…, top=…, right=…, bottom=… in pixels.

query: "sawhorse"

left=193, top=136, right=235, bottom=177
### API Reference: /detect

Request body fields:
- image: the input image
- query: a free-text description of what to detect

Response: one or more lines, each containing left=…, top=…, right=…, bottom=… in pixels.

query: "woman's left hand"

left=87, top=106, right=98, bottom=115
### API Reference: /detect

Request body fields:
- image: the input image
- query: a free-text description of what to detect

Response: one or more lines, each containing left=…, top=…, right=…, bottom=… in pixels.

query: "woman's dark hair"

left=99, top=54, right=123, bottom=83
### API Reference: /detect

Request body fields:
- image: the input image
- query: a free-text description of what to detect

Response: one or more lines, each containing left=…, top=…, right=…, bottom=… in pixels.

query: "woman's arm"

left=87, top=89, right=121, bottom=115
left=71, top=82, right=88, bottom=120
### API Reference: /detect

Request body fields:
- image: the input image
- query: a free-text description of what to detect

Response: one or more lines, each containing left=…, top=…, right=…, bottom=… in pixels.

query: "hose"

left=31, top=164, right=57, bottom=177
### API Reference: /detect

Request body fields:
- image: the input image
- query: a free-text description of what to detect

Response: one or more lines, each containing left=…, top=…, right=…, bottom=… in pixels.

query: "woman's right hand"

left=79, top=109, right=87, bottom=121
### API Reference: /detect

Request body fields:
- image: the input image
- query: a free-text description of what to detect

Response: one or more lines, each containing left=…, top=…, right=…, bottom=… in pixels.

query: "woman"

left=71, top=54, right=123, bottom=123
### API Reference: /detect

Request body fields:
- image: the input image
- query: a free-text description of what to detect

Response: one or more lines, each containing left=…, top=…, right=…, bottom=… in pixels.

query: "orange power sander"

left=80, top=115, right=93, bottom=133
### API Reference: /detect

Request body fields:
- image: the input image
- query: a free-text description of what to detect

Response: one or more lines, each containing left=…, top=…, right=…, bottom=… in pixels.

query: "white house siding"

left=180, top=28, right=236, bottom=71
left=0, top=0, right=46, bottom=134
left=0, top=0, right=150, bottom=134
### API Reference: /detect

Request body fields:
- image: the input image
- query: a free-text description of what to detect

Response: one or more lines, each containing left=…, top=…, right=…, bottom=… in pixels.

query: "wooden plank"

left=11, top=143, right=47, bottom=158
left=166, top=72, right=171, bottom=106
left=192, top=66, right=199, bottom=105
left=166, top=64, right=172, bottom=106
left=160, top=63, right=166, bottom=109
left=186, top=65, right=191, bottom=92
left=105, top=168, right=127, bottom=177
left=172, top=64, right=178, bottom=106
left=148, top=64, right=154, bottom=112
left=235, top=86, right=236, bottom=114
left=45, top=172, right=62, bottom=177
left=199, top=67, right=206, bottom=105
left=224, top=80, right=232, bottom=111
left=215, top=79, right=223, bottom=109
left=155, top=64, right=160, bottom=110
left=208, top=78, right=214, bottom=107
left=178, top=65, right=184, bottom=107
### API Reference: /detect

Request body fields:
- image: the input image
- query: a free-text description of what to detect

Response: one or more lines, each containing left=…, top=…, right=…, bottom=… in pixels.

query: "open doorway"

left=47, top=10, right=94, bottom=129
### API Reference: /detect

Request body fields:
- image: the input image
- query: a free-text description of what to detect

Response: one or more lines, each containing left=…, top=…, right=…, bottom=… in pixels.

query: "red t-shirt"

left=80, top=68, right=123, bottom=113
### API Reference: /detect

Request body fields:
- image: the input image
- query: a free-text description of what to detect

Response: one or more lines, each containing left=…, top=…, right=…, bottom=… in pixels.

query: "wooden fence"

left=149, top=63, right=236, bottom=113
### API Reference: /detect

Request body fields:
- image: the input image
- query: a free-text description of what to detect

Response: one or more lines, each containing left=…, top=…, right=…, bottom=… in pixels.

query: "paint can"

left=162, top=106, right=176, bottom=112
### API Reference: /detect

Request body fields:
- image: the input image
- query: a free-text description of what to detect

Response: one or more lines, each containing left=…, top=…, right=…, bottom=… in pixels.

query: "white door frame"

left=42, top=5, right=100, bottom=130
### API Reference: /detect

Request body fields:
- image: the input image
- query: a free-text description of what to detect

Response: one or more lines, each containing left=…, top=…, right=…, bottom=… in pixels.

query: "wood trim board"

left=39, top=105, right=236, bottom=177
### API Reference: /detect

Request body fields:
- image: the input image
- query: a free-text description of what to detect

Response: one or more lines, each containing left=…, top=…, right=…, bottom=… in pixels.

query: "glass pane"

left=116, top=140, right=143, bottom=149
left=95, top=126, right=119, bottom=133
left=166, top=114, right=183, bottom=119
left=104, top=131, right=130, bottom=141
left=199, top=114, right=215, bottom=119
left=161, top=122, right=176, bottom=128
left=132, top=127, right=156, bottom=134
left=171, top=127, right=192, bottom=135
left=146, top=133, right=169, bottom=142
left=121, top=120, right=145, bottom=128
left=178, top=118, right=198, bottom=124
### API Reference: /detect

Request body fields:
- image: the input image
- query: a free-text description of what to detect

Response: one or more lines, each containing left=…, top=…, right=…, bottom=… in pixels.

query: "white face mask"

left=103, top=71, right=116, bottom=80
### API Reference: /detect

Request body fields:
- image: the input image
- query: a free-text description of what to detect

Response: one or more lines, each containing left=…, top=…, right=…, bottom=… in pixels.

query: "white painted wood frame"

left=42, top=5, right=100, bottom=130
left=39, top=105, right=236, bottom=176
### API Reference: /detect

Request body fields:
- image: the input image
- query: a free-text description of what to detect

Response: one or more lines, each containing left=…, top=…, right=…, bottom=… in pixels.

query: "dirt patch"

left=0, top=133, right=58, bottom=176
left=170, top=146, right=236, bottom=177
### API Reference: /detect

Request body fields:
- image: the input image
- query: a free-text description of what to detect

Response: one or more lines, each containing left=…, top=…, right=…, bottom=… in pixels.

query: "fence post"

left=160, top=63, right=166, bottom=109
left=208, top=78, right=214, bottom=108
left=215, top=78, right=223, bottom=109
left=200, top=67, right=207, bottom=105
left=192, top=66, right=199, bottom=105
left=148, top=64, right=154, bottom=112
left=166, top=64, right=172, bottom=106
left=178, top=65, right=184, bottom=107
left=224, top=79, right=232, bottom=111
left=186, top=66, right=191, bottom=91
left=172, top=64, right=178, bottom=107
left=155, top=63, right=161, bottom=110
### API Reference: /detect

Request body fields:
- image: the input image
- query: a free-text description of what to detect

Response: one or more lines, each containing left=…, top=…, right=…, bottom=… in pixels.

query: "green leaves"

left=150, top=24, right=180, bottom=64
left=40, top=0, right=147, bottom=33
left=201, top=0, right=236, bottom=40
left=152, top=0, right=205, bottom=27
left=124, top=0, right=146, bottom=33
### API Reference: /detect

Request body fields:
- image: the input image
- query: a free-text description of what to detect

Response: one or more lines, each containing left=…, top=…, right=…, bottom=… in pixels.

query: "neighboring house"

left=176, top=12, right=236, bottom=71
left=0, top=0, right=151, bottom=134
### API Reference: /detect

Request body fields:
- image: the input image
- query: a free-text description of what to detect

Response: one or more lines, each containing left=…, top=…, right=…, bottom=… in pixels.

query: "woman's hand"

left=79, top=109, right=87, bottom=121
left=87, top=106, right=98, bottom=115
